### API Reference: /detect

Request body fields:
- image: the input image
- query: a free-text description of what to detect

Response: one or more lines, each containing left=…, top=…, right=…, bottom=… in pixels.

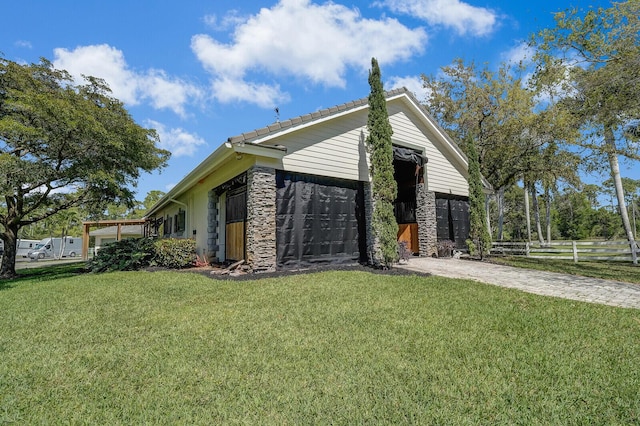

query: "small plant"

left=193, top=254, right=210, bottom=267
left=397, top=241, right=411, bottom=262
left=437, top=239, right=456, bottom=258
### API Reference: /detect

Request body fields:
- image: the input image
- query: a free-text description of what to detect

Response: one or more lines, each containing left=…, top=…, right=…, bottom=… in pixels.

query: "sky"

left=2, top=0, right=624, bottom=201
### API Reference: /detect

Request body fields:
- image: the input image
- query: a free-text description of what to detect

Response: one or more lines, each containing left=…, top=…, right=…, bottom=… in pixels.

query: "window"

left=176, top=209, right=186, bottom=233
left=164, top=215, right=173, bottom=235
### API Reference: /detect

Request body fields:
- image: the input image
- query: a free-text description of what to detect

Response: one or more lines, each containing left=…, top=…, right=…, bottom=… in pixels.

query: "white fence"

left=491, top=240, right=639, bottom=264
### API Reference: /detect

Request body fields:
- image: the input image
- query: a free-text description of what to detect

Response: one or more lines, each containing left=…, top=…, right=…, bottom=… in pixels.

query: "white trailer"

left=0, top=239, right=40, bottom=257
left=17, top=239, right=40, bottom=258
left=28, top=237, right=83, bottom=259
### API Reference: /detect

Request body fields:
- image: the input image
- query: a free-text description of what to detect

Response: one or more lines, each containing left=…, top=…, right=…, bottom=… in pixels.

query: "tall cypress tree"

left=465, top=134, right=492, bottom=258
left=366, top=58, right=398, bottom=267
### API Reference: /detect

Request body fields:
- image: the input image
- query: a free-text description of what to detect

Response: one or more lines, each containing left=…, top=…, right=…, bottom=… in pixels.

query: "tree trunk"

left=524, top=186, right=532, bottom=242
left=0, top=227, right=19, bottom=279
left=530, top=184, right=545, bottom=245
left=605, top=125, right=637, bottom=264
left=497, top=188, right=504, bottom=241
left=544, top=186, right=552, bottom=245
left=605, top=126, right=634, bottom=240
left=485, top=194, right=492, bottom=238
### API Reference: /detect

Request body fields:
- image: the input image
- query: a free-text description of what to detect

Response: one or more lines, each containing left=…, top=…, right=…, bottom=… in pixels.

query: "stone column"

left=417, top=185, right=437, bottom=257
left=246, top=166, right=277, bottom=272
left=207, top=189, right=220, bottom=261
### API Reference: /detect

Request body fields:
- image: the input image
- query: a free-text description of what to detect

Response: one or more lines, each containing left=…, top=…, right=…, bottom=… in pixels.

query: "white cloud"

left=377, top=0, right=498, bottom=37
left=211, top=77, right=290, bottom=108
left=502, top=42, right=534, bottom=66
left=147, top=120, right=207, bottom=157
left=191, top=0, right=426, bottom=108
left=386, top=75, right=426, bottom=100
left=14, top=40, right=32, bottom=49
left=204, top=10, right=247, bottom=31
left=53, top=44, right=202, bottom=117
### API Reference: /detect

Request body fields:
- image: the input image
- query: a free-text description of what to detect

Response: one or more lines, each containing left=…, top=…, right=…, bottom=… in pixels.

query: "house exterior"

left=89, top=224, right=145, bottom=252
left=81, top=219, right=148, bottom=259
left=146, top=88, right=488, bottom=272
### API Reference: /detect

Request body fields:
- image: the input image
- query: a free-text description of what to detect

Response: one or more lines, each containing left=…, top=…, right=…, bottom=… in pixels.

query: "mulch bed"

left=158, top=262, right=431, bottom=281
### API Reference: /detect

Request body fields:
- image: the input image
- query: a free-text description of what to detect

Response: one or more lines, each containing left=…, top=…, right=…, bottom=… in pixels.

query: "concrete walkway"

left=398, top=257, right=640, bottom=309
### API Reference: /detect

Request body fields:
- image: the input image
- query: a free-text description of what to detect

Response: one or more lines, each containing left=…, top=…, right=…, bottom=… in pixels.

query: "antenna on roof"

left=274, top=107, right=280, bottom=123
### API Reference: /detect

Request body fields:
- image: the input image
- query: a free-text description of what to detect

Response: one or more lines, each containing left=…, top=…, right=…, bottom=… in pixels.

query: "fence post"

left=572, top=241, right=578, bottom=263
left=525, top=242, right=530, bottom=257
left=631, top=240, right=638, bottom=265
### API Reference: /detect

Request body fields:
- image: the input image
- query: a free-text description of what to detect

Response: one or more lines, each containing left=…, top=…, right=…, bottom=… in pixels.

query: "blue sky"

left=2, top=0, right=621, bottom=201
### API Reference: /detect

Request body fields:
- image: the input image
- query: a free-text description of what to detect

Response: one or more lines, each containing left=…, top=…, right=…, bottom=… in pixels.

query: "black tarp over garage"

left=276, top=171, right=366, bottom=267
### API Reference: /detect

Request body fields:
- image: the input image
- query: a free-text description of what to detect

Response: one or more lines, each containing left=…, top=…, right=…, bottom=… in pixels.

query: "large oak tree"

left=0, top=58, right=170, bottom=277
left=535, top=1, right=640, bottom=261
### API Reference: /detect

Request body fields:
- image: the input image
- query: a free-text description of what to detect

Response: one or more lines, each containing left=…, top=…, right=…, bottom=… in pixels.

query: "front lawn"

left=1, top=269, right=638, bottom=424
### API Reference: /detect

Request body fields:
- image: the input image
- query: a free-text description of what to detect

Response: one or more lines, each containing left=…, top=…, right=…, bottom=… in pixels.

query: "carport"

left=81, top=219, right=149, bottom=259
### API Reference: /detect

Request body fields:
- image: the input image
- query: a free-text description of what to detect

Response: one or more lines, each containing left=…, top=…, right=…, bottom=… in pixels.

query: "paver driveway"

left=398, top=257, right=640, bottom=309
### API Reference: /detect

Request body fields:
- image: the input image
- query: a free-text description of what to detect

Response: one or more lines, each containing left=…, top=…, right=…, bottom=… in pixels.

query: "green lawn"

left=489, top=256, right=640, bottom=284
left=1, top=268, right=639, bottom=424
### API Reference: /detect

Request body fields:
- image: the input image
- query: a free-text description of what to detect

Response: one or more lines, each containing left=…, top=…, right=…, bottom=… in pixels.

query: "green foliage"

left=0, top=58, right=170, bottom=278
left=497, top=185, right=527, bottom=241
left=366, top=57, right=398, bottom=267
left=89, top=237, right=197, bottom=272
left=153, top=238, right=196, bottom=269
left=465, top=136, right=491, bottom=257
left=89, top=238, right=156, bottom=273
left=423, top=59, right=545, bottom=191
left=372, top=201, right=398, bottom=266
left=535, top=1, right=640, bottom=247
left=553, top=187, right=625, bottom=241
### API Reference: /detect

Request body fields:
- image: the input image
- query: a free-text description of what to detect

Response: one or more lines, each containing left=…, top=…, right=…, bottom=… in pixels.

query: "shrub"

left=153, top=238, right=196, bottom=269
left=398, top=241, right=411, bottom=262
left=89, top=237, right=155, bottom=273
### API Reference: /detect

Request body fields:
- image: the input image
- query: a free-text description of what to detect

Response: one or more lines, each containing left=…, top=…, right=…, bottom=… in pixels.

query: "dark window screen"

left=436, top=198, right=450, bottom=241
left=449, top=199, right=470, bottom=248
left=276, top=171, right=365, bottom=267
left=435, top=195, right=470, bottom=249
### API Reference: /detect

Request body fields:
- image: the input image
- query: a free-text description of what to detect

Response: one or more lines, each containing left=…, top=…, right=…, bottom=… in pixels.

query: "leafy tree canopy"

left=534, top=0, right=639, bottom=252
left=0, top=58, right=170, bottom=277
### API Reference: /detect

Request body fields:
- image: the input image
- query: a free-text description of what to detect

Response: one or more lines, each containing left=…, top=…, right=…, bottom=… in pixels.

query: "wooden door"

left=225, top=189, right=247, bottom=261
left=397, top=223, right=419, bottom=254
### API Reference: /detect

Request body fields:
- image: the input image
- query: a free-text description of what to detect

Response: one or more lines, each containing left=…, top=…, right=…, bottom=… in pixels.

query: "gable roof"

left=227, top=87, right=467, bottom=164
left=146, top=88, right=488, bottom=217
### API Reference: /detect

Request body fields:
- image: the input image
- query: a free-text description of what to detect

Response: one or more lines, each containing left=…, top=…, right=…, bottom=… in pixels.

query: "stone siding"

left=246, top=166, right=277, bottom=272
left=207, top=190, right=220, bottom=261
left=417, top=186, right=437, bottom=257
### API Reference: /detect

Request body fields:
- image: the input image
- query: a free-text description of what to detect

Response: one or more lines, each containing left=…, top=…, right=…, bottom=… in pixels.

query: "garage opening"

left=393, top=146, right=425, bottom=254
left=276, top=171, right=366, bottom=268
